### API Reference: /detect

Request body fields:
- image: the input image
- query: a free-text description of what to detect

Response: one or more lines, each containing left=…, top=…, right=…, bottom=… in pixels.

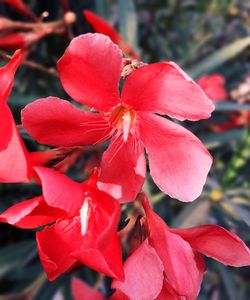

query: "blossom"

left=0, top=50, right=59, bottom=183
left=0, top=167, right=123, bottom=281
left=83, top=10, right=139, bottom=59
left=113, top=193, right=250, bottom=300
left=22, top=33, right=214, bottom=202
left=197, top=73, right=227, bottom=101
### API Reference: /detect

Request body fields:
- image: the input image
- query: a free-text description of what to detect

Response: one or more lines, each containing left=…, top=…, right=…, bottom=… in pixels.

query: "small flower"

left=197, top=73, right=227, bottom=101
left=0, top=167, right=124, bottom=281
left=22, top=33, right=214, bottom=202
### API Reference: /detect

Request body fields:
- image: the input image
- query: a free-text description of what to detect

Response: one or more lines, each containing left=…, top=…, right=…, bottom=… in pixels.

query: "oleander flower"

left=113, top=193, right=250, bottom=300
left=22, top=33, right=214, bottom=202
left=0, top=167, right=123, bottom=281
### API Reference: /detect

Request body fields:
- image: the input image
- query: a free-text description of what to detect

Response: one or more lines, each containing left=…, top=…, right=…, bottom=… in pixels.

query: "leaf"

left=200, top=129, right=244, bottom=150
left=215, top=102, right=250, bottom=111
left=171, top=198, right=210, bottom=228
left=189, top=36, right=250, bottom=78
left=0, top=240, right=37, bottom=279
left=118, top=0, right=138, bottom=51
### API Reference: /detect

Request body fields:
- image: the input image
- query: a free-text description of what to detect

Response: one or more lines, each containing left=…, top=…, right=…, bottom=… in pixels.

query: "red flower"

left=113, top=193, right=250, bottom=300
left=22, top=33, right=214, bottom=202
left=3, top=0, right=38, bottom=21
left=0, top=50, right=59, bottom=182
left=0, top=167, right=123, bottom=281
left=197, top=74, right=227, bottom=101
left=72, top=277, right=104, bottom=300
left=83, top=10, right=139, bottom=60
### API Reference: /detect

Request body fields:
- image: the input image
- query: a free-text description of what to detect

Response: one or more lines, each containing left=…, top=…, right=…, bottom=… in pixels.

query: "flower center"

left=109, top=105, right=137, bottom=142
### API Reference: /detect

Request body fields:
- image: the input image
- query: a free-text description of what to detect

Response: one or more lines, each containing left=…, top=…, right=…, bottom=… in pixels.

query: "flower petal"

left=57, top=33, right=122, bottom=111
left=34, top=167, right=83, bottom=212
left=122, top=62, right=214, bottom=121
left=21, top=97, right=110, bottom=147
left=157, top=281, right=180, bottom=300
left=0, top=49, right=26, bottom=103
left=139, top=113, right=212, bottom=202
left=83, top=10, right=139, bottom=60
left=112, top=239, right=164, bottom=300
left=71, top=277, right=104, bottom=300
left=98, top=134, right=146, bottom=202
left=141, top=195, right=205, bottom=300
left=173, top=225, right=250, bottom=267
left=73, top=185, right=124, bottom=280
left=0, top=196, right=64, bottom=228
left=36, top=218, right=81, bottom=281
left=0, top=106, right=30, bottom=183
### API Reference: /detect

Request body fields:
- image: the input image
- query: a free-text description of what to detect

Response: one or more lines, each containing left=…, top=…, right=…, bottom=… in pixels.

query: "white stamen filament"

left=80, top=199, right=89, bottom=236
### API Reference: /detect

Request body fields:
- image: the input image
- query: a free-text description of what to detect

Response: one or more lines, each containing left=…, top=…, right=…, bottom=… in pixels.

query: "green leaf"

left=215, top=102, right=250, bottom=111
left=118, top=0, right=138, bottom=51
left=189, top=36, right=250, bottom=78
left=0, top=241, right=37, bottom=279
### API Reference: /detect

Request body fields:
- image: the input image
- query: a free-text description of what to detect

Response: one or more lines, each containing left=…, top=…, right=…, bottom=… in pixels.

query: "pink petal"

left=112, top=239, right=164, bottom=300
left=0, top=49, right=26, bottom=103
left=98, top=134, right=146, bottom=202
left=71, top=277, right=104, bottom=300
left=0, top=196, right=64, bottom=228
left=141, top=195, right=205, bottom=300
left=34, top=167, right=83, bottom=212
left=121, top=62, right=214, bottom=121
left=21, top=97, right=110, bottom=147
left=173, top=225, right=250, bottom=267
left=139, top=113, right=212, bottom=202
left=57, top=33, right=122, bottom=111
left=0, top=106, right=30, bottom=183
left=36, top=218, right=82, bottom=281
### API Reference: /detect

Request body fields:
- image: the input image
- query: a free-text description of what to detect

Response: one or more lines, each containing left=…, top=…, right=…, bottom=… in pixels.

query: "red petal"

left=73, top=185, right=123, bottom=280
left=72, top=277, right=104, bottom=300
left=34, top=167, right=83, bottom=212
left=57, top=33, right=122, bottom=111
left=157, top=281, right=180, bottom=300
left=112, top=239, right=164, bottom=300
left=83, top=10, right=139, bottom=59
left=173, top=225, right=250, bottom=267
left=141, top=195, right=205, bottom=300
left=21, top=97, right=110, bottom=147
left=0, top=196, right=64, bottom=228
left=0, top=105, right=30, bottom=183
left=0, top=49, right=26, bottom=103
left=122, top=62, right=214, bottom=121
left=109, top=290, right=129, bottom=300
left=36, top=218, right=81, bottom=281
left=139, top=113, right=212, bottom=202
left=98, top=134, right=146, bottom=202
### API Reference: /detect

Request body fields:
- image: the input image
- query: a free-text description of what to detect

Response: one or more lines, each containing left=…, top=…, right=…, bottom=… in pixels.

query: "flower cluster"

left=1, top=33, right=250, bottom=299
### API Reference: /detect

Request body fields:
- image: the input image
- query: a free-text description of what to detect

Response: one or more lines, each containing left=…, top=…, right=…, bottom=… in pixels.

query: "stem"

left=0, top=50, right=59, bottom=78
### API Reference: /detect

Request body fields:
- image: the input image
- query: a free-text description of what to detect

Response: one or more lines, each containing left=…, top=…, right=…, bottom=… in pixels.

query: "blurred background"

left=0, top=0, right=250, bottom=299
